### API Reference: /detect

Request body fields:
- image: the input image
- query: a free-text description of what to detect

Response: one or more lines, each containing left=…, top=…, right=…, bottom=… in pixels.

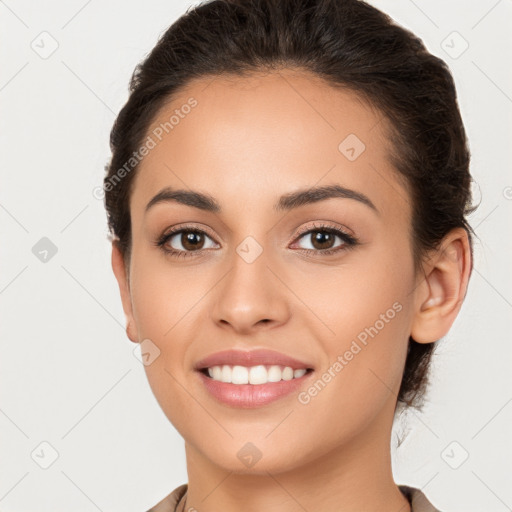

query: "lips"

left=194, top=349, right=315, bottom=371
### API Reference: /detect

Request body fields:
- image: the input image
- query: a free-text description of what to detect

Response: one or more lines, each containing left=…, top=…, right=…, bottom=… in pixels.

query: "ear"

left=411, top=227, right=472, bottom=344
left=111, top=242, right=138, bottom=343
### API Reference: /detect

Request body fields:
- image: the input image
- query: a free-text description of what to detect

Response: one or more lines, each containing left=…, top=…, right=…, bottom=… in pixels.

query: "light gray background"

left=1, top=1, right=511, bottom=510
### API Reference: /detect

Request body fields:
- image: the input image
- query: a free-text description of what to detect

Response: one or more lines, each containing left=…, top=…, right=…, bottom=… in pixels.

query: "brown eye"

left=295, top=228, right=349, bottom=252
left=307, top=231, right=337, bottom=250
left=179, top=231, right=206, bottom=251
left=158, top=228, right=219, bottom=257
left=290, top=222, right=359, bottom=257
left=167, top=230, right=216, bottom=252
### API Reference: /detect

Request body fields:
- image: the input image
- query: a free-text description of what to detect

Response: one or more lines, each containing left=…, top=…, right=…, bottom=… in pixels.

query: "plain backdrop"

left=0, top=1, right=511, bottom=511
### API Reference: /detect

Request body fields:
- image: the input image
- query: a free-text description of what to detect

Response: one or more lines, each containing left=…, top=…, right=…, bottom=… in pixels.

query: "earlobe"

left=411, top=228, right=472, bottom=344
left=111, top=242, right=139, bottom=344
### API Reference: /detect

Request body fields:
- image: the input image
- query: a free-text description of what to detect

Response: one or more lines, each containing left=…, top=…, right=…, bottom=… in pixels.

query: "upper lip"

left=194, top=349, right=314, bottom=371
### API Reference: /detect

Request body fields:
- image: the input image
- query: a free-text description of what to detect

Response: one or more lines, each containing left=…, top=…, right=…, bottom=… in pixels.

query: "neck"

left=183, top=402, right=410, bottom=512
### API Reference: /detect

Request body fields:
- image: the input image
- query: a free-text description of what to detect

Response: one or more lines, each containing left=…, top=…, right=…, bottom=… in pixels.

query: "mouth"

left=198, top=365, right=314, bottom=385
left=194, top=348, right=315, bottom=383
left=193, top=349, right=315, bottom=408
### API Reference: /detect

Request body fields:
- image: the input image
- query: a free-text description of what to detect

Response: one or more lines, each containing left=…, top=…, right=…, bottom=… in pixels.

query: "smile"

left=202, top=364, right=310, bottom=384
left=194, top=349, right=315, bottom=408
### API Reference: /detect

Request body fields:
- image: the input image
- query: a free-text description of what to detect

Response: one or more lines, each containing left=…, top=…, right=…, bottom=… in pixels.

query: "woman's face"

left=116, top=69, right=422, bottom=473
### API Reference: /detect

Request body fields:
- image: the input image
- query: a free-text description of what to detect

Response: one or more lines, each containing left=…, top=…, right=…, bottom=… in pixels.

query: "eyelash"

left=154, top=222, right=359, bottom=260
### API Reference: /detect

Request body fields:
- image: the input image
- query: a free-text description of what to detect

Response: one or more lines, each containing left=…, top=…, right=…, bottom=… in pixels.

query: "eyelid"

left=293, top=220, right=355, bottom=239
left=155, top=220, right=359, bottom=258
left=160, top=222, right=219, bottom=241
left=158, top=220, right=353, bottom=245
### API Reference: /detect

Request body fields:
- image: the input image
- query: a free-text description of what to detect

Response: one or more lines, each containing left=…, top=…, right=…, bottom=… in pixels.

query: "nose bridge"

left=211, top=235, right=289, bottom=332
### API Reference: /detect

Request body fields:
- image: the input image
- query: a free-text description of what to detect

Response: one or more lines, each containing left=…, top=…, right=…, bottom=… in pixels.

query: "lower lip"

left=196, top=370, right=314, bottom=408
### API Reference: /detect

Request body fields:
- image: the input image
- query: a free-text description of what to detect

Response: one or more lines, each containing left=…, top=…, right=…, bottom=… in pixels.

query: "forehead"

left=130, top=68, right=408, bottom=219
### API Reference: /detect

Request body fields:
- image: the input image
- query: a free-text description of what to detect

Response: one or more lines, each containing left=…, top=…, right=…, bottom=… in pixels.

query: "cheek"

left=292, top=241, right=414, bottom=397
left=129, top=249, right=211, bottom=339
left=293, top=236, right=414, bottom=346
left=323, top=292, right=410, bottom=396
left=287, top=275, right=412, bottom=454
left=127, top=250, right=217, bottom=416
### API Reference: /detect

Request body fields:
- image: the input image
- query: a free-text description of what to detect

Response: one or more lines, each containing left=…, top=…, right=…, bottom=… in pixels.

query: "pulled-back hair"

left=104, top=0, right=475, bottom=409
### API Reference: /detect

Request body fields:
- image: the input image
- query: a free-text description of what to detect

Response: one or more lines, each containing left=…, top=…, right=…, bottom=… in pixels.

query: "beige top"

left=145, top=483, right=441, bottom=511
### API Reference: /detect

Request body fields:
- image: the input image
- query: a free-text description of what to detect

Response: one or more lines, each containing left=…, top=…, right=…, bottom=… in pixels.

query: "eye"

left=155, top=221, right=359, bottom=260
left=291, top=222, right=358, bottom=256
left=156, top=226, right=219, bottom=258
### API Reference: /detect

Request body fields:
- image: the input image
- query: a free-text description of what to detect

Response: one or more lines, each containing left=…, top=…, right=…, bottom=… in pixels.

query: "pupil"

left=183, top=231, right=203, bottom=250
left=313, top=231, right=333, bottom=250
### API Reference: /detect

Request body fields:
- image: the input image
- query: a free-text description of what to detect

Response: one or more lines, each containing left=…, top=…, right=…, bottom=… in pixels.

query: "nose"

left=210, top=248, right=291, bottom=335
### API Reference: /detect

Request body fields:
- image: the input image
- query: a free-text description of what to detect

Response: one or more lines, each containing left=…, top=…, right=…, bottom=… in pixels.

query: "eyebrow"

left=145, top=184, right=378, bottom=215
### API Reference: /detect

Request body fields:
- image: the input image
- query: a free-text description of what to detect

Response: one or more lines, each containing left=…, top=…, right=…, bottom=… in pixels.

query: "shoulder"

left=399, top=485, right=443, bottom=512
left=145, top=483, right=188, bottom=512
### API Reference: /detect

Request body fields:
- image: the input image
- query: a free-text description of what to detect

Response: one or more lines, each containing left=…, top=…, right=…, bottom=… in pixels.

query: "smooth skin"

left=112, top=68, right=471, bottom=512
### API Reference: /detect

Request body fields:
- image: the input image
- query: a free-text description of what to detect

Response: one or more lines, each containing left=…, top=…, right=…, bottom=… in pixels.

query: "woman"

left=104, top=0, right=475, bottom=510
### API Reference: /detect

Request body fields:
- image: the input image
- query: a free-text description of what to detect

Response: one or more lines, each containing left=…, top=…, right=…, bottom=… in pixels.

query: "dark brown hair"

left=104, top=0, right=475, bottom=409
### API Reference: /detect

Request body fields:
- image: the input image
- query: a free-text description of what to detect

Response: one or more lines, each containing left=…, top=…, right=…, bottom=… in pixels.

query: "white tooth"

left=221, top=365, right=232, bottom=383
left=249, top=365, right=268, bottom=384
left=267, top=365, right=283, bottom=382
left=282, top=366, right=294, bottom=381
left=212, top=365, right=222, bottom=381
left=231, top=365, right=249, bottom=384
left=207, top=364, right=308, bottom=384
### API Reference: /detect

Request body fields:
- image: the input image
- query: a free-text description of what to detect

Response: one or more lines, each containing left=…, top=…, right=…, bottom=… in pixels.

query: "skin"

left=111, top=68, right=471, bottom=512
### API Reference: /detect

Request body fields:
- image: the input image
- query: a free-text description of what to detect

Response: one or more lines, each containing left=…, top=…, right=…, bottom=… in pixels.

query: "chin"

left=191, top=435, right=320, bottom=476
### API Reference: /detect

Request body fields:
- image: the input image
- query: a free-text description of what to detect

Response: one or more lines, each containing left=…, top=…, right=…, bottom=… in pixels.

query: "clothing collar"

left=146, top=483, right=442, bottom=512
